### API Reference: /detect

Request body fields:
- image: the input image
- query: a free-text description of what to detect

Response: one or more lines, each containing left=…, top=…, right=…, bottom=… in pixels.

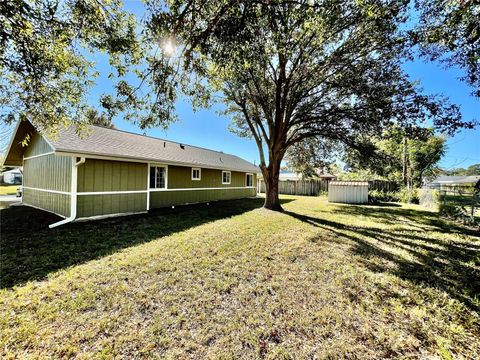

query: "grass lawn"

left=0, top=185, right=18, bottom=195
left=1, top=196, right=479, bottom=358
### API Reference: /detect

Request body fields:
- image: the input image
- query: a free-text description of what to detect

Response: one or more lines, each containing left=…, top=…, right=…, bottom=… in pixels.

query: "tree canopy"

left=0, top=0, right=141, bottom=132
left=344, top=125, right=447, bottom=187
left=444, top=163, right=480, bottom=176
left=412, top=0, right=480, bottom=97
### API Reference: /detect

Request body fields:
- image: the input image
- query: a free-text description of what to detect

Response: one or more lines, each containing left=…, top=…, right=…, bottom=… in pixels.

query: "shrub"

left=398, top=187, right=420, bottom=204
left=368, top=189, right=400, bottom=203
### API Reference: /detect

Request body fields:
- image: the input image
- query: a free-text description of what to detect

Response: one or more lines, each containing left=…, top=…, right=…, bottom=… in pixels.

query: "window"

left=191, top=168, right=201, bottom=181
left=150, top=166, right=166, bottom=189
left=222, top=171, right=231, bottom=184
left=246, top=173, right=253, bottom=187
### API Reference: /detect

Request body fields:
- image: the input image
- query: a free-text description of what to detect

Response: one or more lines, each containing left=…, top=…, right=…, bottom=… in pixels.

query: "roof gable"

left=2, top=120, right=38, bottom=166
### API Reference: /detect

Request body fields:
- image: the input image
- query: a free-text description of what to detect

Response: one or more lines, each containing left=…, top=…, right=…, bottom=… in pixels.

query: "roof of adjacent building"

left=3, top=121, right=259, bottom=173
left=329, top=181, right=369, bottom=186
left=318, top=173, right=336, bottom=179
left=429, top=175, right=480, bottom=185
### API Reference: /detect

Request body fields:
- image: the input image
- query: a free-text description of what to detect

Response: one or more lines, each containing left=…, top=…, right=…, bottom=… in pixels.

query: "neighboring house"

left=427, top=175, right=480, bottom=188
left=2, top=120, right=258, bottom=228
left=279, top=173, right=302, bottom=181
left=1, top=168, right=22, bottom=185
left=318, top=173, right=337, bottom=182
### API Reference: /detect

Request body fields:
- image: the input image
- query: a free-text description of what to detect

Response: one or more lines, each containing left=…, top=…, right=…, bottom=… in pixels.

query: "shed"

left=2, top=120, right=259, bottom=228
left=328, top=181, right=369, bottom=204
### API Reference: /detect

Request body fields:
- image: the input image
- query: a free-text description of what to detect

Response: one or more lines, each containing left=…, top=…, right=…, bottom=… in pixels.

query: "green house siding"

left=77, top=193, right=147, bottom=218
left=22, top=150, right=72, bottom=218
left=149, top=187, right=256, bottom=208
left=77, top=159, right=147, bottom=192
left=75, top=159, right=148, bottom=217
left=23, top=189, right=71, bottom=218
left=24, top=132, right=53, bottom=158
left=23, top=154, right=72, bottom=192
left=167, top=166, right=253, bottom=188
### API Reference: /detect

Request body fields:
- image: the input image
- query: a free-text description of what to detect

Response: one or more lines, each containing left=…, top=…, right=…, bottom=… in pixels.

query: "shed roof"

left=3, top=121, right=259, bottom=173
left=329, top=181, right=369, bottom=186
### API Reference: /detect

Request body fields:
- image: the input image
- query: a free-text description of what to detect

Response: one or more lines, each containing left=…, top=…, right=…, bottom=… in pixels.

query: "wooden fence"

left=257, top=179, right=328, bottom=196
left=368, top=180, right=399, bottom=192
left=257, top=179, right=398, bottom=196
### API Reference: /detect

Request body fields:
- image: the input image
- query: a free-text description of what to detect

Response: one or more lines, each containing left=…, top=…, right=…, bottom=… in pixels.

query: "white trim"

left=77, top=190, right=148, bottom=196
left=23, top=151, right=55, bottom=161
left=191, top=167, right=201, bottom=181
left=22, top=186, right=70, bottom=195
left=148, top=164, right=168, bottom=190
left=149, top=186, right=255, bottom=192
left=75, top=211, right=148, bottom=222
left=222, top=170, right=231, bottom=185
left=245, top=173, right=254, bottom=187
left=55, top=151, right=259, bottom=174
left=49, top=156, right=85, bottom=228
left=1, top=120, right=23, bottom=167
left=146, top=163, right=150, bottom=211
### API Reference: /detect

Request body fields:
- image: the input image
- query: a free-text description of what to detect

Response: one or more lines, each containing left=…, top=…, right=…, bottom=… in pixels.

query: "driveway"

left=0, top=195, right=21, bottom=209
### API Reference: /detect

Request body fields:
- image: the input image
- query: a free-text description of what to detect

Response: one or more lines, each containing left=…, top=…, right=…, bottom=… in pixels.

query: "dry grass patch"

left=1, top=196, right=479, bottom=358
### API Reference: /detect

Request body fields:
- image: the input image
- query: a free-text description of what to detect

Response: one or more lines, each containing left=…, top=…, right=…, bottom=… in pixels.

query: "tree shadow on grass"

left=284, top=206, right=480, bottom=313
left=0, top=197, right=293, bottom=289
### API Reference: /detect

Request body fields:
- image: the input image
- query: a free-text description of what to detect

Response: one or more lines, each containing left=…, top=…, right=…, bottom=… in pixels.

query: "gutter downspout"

left=49, top=156, right=85, bottom=229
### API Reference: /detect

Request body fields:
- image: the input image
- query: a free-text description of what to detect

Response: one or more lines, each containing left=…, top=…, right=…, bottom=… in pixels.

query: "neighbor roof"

left=3, top=121, right=259, bottom=173
left=429, top=175, right=480, bottom=185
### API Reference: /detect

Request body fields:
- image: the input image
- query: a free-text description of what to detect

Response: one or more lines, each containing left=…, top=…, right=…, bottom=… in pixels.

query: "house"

left=427, top=175, right=480, bottom=188
left=1, top=168, right=22, bottom=185
left=318, top=173, right=336, bottom=182
left=2, top=120, right=258, bottom=228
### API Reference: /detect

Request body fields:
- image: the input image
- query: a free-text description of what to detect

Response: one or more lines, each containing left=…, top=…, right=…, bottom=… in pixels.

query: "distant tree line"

left=442, top=164, right=480, bottom=176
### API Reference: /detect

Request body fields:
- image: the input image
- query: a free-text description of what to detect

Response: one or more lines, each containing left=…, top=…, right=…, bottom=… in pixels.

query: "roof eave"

left=55, top=149, right=260, bottom=173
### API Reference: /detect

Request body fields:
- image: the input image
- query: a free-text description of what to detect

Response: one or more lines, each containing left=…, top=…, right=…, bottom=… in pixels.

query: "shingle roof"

left=46, top=125, right=259, bottom=173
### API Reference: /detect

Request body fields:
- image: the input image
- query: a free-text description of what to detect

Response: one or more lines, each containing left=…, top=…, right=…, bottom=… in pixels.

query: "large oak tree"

left=141, top=0, right=474, bottom=210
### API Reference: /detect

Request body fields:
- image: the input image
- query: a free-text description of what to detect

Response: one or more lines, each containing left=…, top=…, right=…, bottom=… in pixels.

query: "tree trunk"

left=402, top=136, right=408, bottom=187
left=261, top=155, right=283, bottom=211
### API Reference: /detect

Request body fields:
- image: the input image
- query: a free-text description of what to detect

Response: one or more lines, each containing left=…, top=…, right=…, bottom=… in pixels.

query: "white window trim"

left=148, top=164, right=168, bottom=190
left=222, top=170, right=231, bottom=185
left=191, top=167, right=201, bottom=181
left=246, top=173, right=253, bottom=187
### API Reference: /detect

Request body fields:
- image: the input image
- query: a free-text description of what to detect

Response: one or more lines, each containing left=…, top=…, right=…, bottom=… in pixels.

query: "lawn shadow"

left=0, top=197, right=293, bottom=289
left=284, top=205, right=480, bottom=313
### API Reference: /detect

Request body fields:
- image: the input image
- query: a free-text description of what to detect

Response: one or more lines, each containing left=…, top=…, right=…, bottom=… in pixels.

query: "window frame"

left=149, top=164, right=168, bottom=190
left=222, top=170, right=231, bottom=185
left=191, top=167, right=201, bottom=181
left=246, top=173, right=253, bottom=187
